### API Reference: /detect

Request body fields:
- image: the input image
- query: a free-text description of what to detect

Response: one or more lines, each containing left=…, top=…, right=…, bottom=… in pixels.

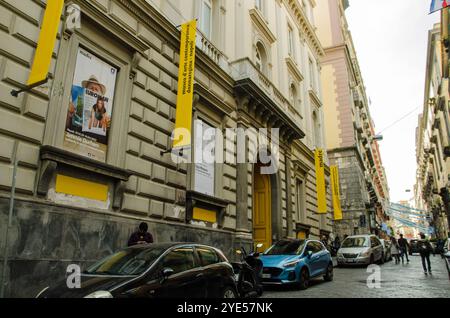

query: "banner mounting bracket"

left=10, top=77, right=49, bottom=97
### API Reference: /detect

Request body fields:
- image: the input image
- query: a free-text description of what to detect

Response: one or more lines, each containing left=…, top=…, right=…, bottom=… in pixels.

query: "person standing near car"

left=418, top=233, right=433, bottom=275
left=390, top=237, right=400, bottom=265
left=398, top=234, right=410, bottom=263
left=128, top=222, right=154, bottom=247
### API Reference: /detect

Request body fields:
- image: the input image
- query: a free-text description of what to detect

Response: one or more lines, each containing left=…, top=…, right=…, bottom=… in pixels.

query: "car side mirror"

left=307, top=251, right=313, bottom=258
left=160, top=268, right=174, bottom=282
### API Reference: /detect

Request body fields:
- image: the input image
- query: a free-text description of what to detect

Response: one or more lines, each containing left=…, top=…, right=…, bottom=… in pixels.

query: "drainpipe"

left=0, top=158, right=18, bottom=298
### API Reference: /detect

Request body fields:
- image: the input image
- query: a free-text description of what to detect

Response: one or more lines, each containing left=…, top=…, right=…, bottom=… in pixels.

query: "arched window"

left=255, top=42, right=268, bottom=76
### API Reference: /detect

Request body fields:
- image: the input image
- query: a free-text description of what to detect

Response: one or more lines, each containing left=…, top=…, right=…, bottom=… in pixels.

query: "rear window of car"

left=264, top=240, right=306, bottom=255
left=197, top=247, right=220, bottom=266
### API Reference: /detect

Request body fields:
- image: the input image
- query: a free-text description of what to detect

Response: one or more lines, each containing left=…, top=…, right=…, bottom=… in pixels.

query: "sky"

left=345, top=1, right=439, bottom=204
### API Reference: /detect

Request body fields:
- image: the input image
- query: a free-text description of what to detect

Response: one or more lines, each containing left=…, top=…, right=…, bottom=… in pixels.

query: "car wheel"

left=222, top=287, right=237, bottom=298
left=324, top=263, right=334, bottom=282
left=298, top=268, right=309, bottom=290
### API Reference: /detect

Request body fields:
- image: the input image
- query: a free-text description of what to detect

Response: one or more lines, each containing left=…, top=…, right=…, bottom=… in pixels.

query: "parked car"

left=259, top=239, right=333, bottom=290
left=337, top=235, right=384, bottom=266
left=409, top=239, right=420, bottom=255
left=36, top=243, right=238, bottom=298
left=381, top=239, right=392, bottom=262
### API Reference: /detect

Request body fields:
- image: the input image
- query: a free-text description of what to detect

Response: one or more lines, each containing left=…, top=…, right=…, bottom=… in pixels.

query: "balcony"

left=230, top=58, right=305, bottom=140
left=195, top=30, right=229, bottom=72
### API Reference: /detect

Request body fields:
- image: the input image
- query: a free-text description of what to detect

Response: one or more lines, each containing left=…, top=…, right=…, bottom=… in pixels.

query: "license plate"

left=262, top=274, right=271, bottom=279
left=347, top=259, right=356, bottom=263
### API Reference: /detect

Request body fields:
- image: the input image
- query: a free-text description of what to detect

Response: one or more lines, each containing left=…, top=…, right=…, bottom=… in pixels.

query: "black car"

left=409, top=240, right=420, bottom=255
left=36, top=243, right=238, bottom=298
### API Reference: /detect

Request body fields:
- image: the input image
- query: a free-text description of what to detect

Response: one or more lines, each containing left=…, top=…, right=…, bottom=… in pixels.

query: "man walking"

left=398, top=234, right=410, bottom=263
left=128, top=222, right=154, bottom=247
left=418, top=233, right=433, bottom=275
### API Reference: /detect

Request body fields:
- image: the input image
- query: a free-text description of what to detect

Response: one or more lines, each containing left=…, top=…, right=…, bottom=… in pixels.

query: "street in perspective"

left=0, top=0, right=450, bottom=302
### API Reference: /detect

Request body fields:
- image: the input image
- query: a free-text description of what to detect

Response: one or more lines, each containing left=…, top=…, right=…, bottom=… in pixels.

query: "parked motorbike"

left=231, top=243, right=264, bottom=298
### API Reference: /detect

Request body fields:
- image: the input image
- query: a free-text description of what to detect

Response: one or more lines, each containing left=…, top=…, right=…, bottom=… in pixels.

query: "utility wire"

left=376, top=106, right=421, bottom=135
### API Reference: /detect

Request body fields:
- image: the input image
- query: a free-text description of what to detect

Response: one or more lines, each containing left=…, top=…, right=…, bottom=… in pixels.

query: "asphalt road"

left=262, top=254, right=450, bottom=298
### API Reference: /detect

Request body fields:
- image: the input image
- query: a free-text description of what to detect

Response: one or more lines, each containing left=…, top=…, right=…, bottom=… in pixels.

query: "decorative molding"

left=249, top=8, right=277, bottom=44
left=285, top=56, right=304, bottom=82
left=282, top=0, right=324, bottom=58
left=308, top=89, right=323, bottom=108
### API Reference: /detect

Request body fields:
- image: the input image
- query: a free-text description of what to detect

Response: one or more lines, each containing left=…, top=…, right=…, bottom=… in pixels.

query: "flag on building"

left=430, top=0, right=449, bottom=14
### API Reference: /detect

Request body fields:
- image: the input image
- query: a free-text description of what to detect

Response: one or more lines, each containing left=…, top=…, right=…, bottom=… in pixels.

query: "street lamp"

left=373, top=135, right=384, bottom=142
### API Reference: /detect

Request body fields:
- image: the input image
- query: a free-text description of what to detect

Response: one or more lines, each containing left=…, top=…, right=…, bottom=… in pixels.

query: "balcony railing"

left=196, top=30, right=229, bottom=72
left=230, top=57, right=302, bottom=126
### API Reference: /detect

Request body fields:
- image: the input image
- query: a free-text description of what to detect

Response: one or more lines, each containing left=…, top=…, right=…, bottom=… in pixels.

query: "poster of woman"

left=64, top=48, right=117, bottom=163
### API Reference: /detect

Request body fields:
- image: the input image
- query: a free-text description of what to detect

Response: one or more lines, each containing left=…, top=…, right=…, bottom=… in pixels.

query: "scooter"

left=231, top=243, right=264, bottom=298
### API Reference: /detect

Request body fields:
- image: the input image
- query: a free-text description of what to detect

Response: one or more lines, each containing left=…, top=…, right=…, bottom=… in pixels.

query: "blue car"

left=259, top=239, right=334, bottom=290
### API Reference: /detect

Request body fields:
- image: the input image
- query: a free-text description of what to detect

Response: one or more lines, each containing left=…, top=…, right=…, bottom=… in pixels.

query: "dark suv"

left=409, top=239, right=420, bottom=255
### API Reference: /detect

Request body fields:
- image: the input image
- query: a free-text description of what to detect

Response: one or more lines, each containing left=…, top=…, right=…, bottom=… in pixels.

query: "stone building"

left=0, top=0, right=332, bottom=297
left=415, top=22, right=450, bottom=239
left=314, top=0, right=390, bottom=238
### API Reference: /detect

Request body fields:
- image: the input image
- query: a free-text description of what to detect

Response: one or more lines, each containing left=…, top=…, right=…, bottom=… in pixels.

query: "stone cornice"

left=282, top=0, right=324, bottom=58
left=249, top=8, right=277, bottom=44
left=286, top=56, right=304, bottom=82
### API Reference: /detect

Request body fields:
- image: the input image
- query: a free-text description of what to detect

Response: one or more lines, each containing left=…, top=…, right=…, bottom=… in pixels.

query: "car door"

left=371, top=237, right=382, bottom=261
left=304, top=242, right=321, bottom=277
left=196, top=246, right=228, bottom=298
left=157, top=247, right=207, bottom=298
left=314, top=241, right=330, bottom=274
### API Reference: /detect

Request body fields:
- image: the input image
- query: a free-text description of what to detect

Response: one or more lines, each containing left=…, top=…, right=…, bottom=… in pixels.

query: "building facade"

left=314, top=0, right=390, bottom=238
left=0, top=0, right=333, bottom=297
left=415, top=22, right=450, bottom=240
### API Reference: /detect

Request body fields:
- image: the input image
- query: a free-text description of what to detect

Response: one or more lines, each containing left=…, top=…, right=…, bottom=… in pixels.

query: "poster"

left=64, top=48, right=118, bottom=162
left=194, top=120, right=215, bottom=197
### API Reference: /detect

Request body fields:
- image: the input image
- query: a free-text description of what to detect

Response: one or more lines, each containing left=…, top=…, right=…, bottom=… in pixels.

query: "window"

left=304, top=242, right=321, bottom=254
left=160, top=248, right=196, bottom=274
left=255, top=42, right=268, bottom=76
left=255, top=0, right=264, bottom=14
left=288, top=25, right=295, bottom=57
left=197, top=247, right=220, bottom=266
left=309, top=58, right=316, bottom=91
left=312, top=111, right=321, bottom=148
left=200, top=0, right=212, bottom=39
left=296, top=179, right=305, bottom=222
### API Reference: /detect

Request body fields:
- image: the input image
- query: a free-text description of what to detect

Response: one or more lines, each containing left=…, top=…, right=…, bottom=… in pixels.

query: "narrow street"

left=263, top=256, right=450, bottom=298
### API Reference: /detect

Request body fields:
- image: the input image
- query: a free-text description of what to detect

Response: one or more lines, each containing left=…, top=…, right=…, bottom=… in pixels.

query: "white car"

left=337, top=235, right=384, bottom=266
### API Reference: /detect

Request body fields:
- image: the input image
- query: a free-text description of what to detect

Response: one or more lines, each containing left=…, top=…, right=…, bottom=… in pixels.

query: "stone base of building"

left=0, top=197, right=251, bottom=298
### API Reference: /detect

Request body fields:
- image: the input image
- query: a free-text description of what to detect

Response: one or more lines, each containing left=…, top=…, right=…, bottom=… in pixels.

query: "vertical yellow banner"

left=315, top=149, right=327, bottom=213
left=330, top=165, right=343, bottom=220
left=173, top=20, right=197, bottom=149
left=27, top=0, right=65, bottom=86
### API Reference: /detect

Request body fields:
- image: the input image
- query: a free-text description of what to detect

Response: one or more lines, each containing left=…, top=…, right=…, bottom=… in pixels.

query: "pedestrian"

left=334, top=235, right=341, bottom=250
left=397, top=234, right=410, bottom=264
left=390, top=237, right=400, bottom=264
left=418, top=233, right=433, bottom=275
left=321, top=235, right=329, bottom=251
left=128, top=222, right=154, bottom=247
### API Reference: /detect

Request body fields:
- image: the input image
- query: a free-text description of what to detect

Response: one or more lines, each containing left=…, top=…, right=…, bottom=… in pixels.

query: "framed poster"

left=64, top=48, right=118, bottom=162
left=194, top=120, right=216, bottom=197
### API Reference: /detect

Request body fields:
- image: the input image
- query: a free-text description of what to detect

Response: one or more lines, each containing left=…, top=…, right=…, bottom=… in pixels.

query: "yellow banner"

left=315, top=149, right=327, bottom=214
left=173, top=20, right=197, bottom=149
left=27, top=0, right=65, bottom=86
left=330, top=165, right=343, bottom=220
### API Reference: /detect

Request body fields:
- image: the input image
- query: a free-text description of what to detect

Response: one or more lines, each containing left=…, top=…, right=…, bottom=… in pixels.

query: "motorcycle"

left=231, top=243, right=264, bottom=298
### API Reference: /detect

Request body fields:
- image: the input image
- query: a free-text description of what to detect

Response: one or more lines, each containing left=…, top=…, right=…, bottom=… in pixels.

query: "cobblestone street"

left=263, top=255, right=450, bottom=298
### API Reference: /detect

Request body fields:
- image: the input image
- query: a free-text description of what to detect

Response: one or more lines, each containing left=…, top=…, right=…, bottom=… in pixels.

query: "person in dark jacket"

left=398, top=234, right=410, bottom=263
left=128, top=222, right=154, bottom=247
left=418, top=233, right=433, bottom=275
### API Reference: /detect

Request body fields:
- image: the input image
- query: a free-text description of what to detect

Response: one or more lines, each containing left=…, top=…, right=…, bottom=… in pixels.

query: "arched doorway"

left=253, top=164, right=272, bottom=250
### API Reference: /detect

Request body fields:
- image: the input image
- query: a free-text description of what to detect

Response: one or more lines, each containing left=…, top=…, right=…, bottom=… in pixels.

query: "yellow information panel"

left=173, top=20, right=197, bottom=149
left=330, top=165, right=343, bottom=221
left=55, top=174, right=108, bottom=202
left=315, top=149, right=327, bottom=214
left=193, top=207, right=217, bottom=224
left=27, top=0, right=64, bottom=86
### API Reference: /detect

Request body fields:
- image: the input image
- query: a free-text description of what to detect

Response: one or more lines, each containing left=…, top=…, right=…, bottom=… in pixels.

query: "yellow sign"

left=330, top=165, right=343, bottom=220
left=193, top=207, right=217, bottom=223
left=315, top=149, right=327, bottom=214
left=27, top=0, right=65, bottom=86
left=55, top=174, right=108, bottom=202
left=173, top=20, right=197, bottom=149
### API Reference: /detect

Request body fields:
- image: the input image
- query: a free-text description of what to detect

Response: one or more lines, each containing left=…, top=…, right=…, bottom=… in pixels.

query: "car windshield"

left=84, top=247, right=166, bottom=276
left=342, top=237, right=368, bottom=248
left=264, top=240, right=306, bottom=255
